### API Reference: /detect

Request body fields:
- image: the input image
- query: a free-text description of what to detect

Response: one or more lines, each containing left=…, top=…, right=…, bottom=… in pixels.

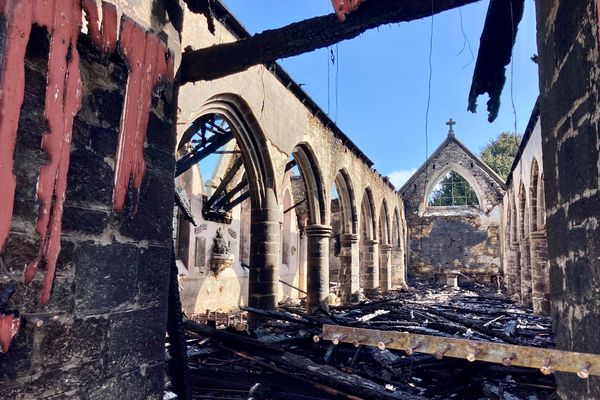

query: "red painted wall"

left=0, top=0, right=174, bottom=352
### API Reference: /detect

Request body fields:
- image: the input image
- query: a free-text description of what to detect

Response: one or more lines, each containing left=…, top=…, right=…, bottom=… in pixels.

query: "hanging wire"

left=424, top=2, right=434, bottom=160
left=416, top=0, right=436, bottom=266
left=327, top=46, right=331, bottom=115
left=335, top=44, right=340, bottom=123
left=509, top=1, right=519, bottom=144
left=457, top=8, right=475, bottom=68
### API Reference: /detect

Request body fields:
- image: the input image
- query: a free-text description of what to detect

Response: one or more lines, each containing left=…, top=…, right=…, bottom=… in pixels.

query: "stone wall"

left=501, top=117, right=550, bottom=314
left=177, top=6, right=406, bottom=308
left=0, top=2, right=179, bottom=398
left=535, top=1, right=600, bottom=397
left=401, top=135, right=504, bottom=283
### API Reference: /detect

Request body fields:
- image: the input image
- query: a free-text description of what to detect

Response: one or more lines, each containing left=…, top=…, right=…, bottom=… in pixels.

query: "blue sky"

left=221, top=0, right=539, bottom=187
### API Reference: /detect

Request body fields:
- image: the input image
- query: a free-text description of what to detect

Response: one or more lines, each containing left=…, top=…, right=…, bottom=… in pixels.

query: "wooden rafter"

left=180, top=0, right=482, bottom=83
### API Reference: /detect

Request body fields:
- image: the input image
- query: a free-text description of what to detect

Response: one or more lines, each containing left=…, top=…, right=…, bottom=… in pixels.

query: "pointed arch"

left=292, top=143, right=326, bottom=225
left=360, top=188, right=376, bottom=241
left=187, top=93, right=276, bottom=210
left=530, top=158, right=540, bottom=232
left=538, top=173, right=546, bottom=228
left=392, top=206, right=401, bottom=247
left=333, top=169, right=358, bottom=234
left=519, top=182, right=528, bottom=239
left=421, top=162, right=486, bottom=213
left=378, top=199, right=391, bottom=245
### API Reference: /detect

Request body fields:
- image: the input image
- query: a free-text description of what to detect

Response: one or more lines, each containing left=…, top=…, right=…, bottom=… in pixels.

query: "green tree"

left=480, top=132, right=522, bottom=181
left=428, top=171, right=479, bottom=207
left=428, top=132, right=521, bottom=207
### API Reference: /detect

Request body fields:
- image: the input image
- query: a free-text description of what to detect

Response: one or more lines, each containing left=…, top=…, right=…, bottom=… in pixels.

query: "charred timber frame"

left=322, top=325, right=600, bottom=378
left=180, top=0, right=482, bottom=83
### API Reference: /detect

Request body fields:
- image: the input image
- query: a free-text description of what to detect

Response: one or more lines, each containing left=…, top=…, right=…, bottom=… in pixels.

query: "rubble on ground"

left=175, top=282, right=557, bottom=400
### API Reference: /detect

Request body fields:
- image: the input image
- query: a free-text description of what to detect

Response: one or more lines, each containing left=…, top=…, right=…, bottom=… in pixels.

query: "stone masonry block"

left=107, top=307, right=166, bottom=375
left=74, top=242, right=139, bottom=316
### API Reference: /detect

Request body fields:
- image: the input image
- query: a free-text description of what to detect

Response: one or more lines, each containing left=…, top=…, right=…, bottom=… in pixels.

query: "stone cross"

left=446, top=118, right=456, bottom=135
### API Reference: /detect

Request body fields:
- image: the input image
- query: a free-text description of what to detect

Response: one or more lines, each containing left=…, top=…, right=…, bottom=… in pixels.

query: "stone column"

left=379, top=244, right=393, bottom=291
left=361, top=239, right=380, bottom=289
left=340, top=233, right=359, bottom=301
left=305, top=224, right=332, bottom=312
left=298, top=226, right=308, bottom=293
left=530, top=231, right=550, bottom=314
left=519, top=239, right=533, bottom=308
left=248, top=190, right=280, bottom=314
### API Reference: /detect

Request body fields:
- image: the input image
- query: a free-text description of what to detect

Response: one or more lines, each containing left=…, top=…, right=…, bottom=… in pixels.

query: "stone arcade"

left=0, top=1, right=599, bottom=399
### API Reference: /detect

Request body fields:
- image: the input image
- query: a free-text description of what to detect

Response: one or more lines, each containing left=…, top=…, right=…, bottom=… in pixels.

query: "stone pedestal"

left=520, top=239, right=532, bottom=308
left=210, top=253, right=235, bottom=276
left=361, top=239, right=380, bottom=289
left=530, top=231, right=550, bottom=314
left=445, top=272, right=459, bottom=290
left=340, top=233, right=359, bottom=302
left=305, top=224, right=332, bottom=312
left=379, top=244, right=393, bottom=291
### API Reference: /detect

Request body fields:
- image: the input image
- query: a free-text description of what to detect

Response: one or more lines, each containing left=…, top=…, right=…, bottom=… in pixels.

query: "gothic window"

left=428, top=170, right=479, bottom=207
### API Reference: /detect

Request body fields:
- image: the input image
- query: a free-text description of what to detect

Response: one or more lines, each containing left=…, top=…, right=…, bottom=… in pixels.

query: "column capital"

left=530, top=230, right=547, bottom=240
left=379, top=243, right=393, bottom=251
left=340, top=233, right=359, bottom=244
left=365, top=238, right=379, bottom=245
left=305, top=224, right=332, bottom=237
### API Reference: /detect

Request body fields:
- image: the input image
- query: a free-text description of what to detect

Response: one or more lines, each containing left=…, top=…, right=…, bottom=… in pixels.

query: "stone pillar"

left=530, top=231, right=550, bottom=314
left=391, top=246, right=407, bottom=289
left=340, top=233, right=359, bottom=301
left=248, top=189, right=280, bottom=313
left=298, top=226, right=308, bottom=293
left=305, top=224, right=332, bottom=312
left=519, top=239, right=532, bottom=308
left=379, top=244, right=393, bottom=291
left=361, top=239, right=380, bottom=289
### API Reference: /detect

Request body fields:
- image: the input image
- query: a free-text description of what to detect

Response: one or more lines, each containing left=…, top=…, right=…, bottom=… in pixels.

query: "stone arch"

left=518, top=182, right=532, bottom=307
left=530, top=159, right=540, bottom=232
left=291, top=143, right=327, bottom=226
left=538, top=173, right=546, bottom=229
left=333, top=169, right=358, bottom=234
left=331, top=169, right=359, bottom=301
left=378, top=199, right=391, bottom=245
left=518, top=183, right=529, bottom=239
left=509, top=193, right=521, bottom=297
left=421, top=162, right=486, bottom=214
left=378, top=199, right=392, bottom=289
left=183, top=93, right=279, bottom=314
left=392, top=207, right=401, bottom=248
left=188, top=93, right=276, bottom=210
left=359, top=187, right=378, bottom=288
left=360, top=188, right=377, bottom=241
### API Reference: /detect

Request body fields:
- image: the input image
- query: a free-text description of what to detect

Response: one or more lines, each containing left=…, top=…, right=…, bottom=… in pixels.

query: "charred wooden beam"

left=205, top=157, right=243, bottom=208
left=467, top=0, right=525, bottom=122
left=182, top=0, right=216, bottom=34
left=222, top=191, right=250, bottom=212
left=175, top=131, right=234, bottom=177
left=284, top=198, right=306, bottom=214
left=180, top=0, right=482, bottom=83
left=212, top=179, right=248, bottom=210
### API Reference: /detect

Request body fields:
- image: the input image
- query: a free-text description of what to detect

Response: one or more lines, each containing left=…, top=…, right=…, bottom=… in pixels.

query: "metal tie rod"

left=321, top=325, right=599, bottom=378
